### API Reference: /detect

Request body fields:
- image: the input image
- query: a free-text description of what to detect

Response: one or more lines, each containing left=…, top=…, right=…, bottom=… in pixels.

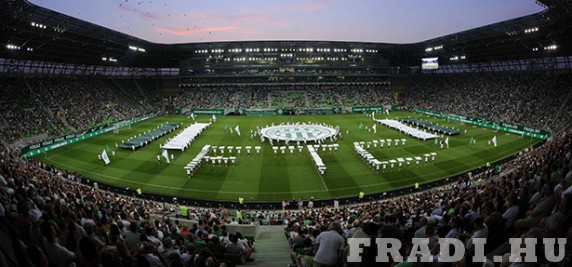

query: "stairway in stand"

left=248, top=225, right=292, bottom=267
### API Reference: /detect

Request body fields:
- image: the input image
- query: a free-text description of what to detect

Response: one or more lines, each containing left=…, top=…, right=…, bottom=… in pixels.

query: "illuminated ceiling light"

left=101, top=57, right=108, bottom=61
left=425, top=47, right=433, bottom=52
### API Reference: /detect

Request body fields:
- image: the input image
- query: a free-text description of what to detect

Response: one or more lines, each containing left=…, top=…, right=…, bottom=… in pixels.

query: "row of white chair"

left=211, top=145, right=261, bottom=155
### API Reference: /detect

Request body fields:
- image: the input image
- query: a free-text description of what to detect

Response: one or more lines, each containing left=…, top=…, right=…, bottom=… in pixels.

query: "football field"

left=34, top=111, right=541, bottom=202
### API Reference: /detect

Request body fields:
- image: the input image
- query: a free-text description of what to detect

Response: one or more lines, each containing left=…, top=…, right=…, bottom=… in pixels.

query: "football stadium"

left=0, top=0, right=571, bottom=266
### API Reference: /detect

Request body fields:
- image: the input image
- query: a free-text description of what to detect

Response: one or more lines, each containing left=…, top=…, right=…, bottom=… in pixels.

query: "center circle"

left=260, top=124, right=338, bottom=142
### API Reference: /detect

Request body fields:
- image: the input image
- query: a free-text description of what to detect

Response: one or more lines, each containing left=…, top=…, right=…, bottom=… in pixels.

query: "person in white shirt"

left=313, top=221, right=345, bottom=267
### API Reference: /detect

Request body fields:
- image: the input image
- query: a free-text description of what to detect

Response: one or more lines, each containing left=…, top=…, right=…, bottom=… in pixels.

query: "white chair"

left=415, top=156, right=422, bottom=166
left=230, top=157, right=236, bottom=164
left=389, top=160, right=396, bottom=169
left=255, top=146, right=261, bottom=154
left=406, top=157, right=413, bottom=166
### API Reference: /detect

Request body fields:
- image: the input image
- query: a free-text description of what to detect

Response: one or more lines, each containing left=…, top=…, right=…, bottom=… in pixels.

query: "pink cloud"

left=184, top=10, right=269, bottom=24
left=303, top=2, right=329, bottom=12
left=155, top=25, right=240, bottom=36
left=117, top=4, right=159, bottom=22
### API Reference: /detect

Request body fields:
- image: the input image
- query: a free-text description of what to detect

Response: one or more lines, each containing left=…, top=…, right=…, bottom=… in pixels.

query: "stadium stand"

left=0, top=78, right=153, bottom=149
left=403, top=71, right=572, bottom=133
left=174, top=84, right=393, bottom=110
left=0, top=126, right=570, bottom=266
left=1, top=0, right=572, bottom=266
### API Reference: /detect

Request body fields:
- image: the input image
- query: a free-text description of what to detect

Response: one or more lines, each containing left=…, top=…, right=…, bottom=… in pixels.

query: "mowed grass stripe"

left=35, top=113, right=541, bottom=201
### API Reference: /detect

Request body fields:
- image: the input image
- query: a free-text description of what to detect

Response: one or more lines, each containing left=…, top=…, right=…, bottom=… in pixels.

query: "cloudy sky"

left=29, top=0, right=544, bottom=44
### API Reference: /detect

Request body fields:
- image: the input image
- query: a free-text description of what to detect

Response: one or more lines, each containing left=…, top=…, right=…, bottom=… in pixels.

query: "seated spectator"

left=313, top=221, right=345, bottom=267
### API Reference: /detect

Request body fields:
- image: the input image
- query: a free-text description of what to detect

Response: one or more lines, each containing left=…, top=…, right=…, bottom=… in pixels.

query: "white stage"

left=162, top=123, right=210, bottom=150
left=375, top=119, right=437, bottom=140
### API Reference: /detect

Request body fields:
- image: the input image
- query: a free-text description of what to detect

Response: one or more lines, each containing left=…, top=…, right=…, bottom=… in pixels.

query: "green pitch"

left=35, top=112, right=540, bottom=202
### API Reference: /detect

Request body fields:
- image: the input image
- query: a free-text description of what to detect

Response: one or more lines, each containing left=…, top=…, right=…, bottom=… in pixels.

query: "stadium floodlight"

left=6, top=44, right=21, bottom=50
left=31, top=22, right=47, bottom=29
left=524, top=27, right=539, bottom=34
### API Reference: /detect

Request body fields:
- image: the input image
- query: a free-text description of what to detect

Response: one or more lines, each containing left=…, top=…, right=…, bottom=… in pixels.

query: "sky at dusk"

left=28, top=0, right=545, bottom=44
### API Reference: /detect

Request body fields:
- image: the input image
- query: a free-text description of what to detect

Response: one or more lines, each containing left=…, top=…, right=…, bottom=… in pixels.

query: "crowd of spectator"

left=175, top=85, right=393, bottom=110
left=175, top=87, right=263, bottom=110
left=404, top=71, right=572, bottom=133
left=2, top=70, right=572, bottom=266
left=0, top=78, right=57, bottom=143
left=0, top=77, right=149, bottom=147
left=28, top=78, right=144, bottom=132
left=278, top=128, right=572, bottom=266
left=0, top=149, right=261, bottom=267
left=1, top=125, right=570, bottom=266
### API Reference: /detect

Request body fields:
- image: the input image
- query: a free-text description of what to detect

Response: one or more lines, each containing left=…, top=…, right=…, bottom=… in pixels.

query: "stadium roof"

left=1, top=0, right=571, bottom=69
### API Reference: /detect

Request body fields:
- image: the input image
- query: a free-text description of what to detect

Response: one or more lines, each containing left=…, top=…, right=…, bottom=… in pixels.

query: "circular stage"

left=260, top=124, right=337, bottom=142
